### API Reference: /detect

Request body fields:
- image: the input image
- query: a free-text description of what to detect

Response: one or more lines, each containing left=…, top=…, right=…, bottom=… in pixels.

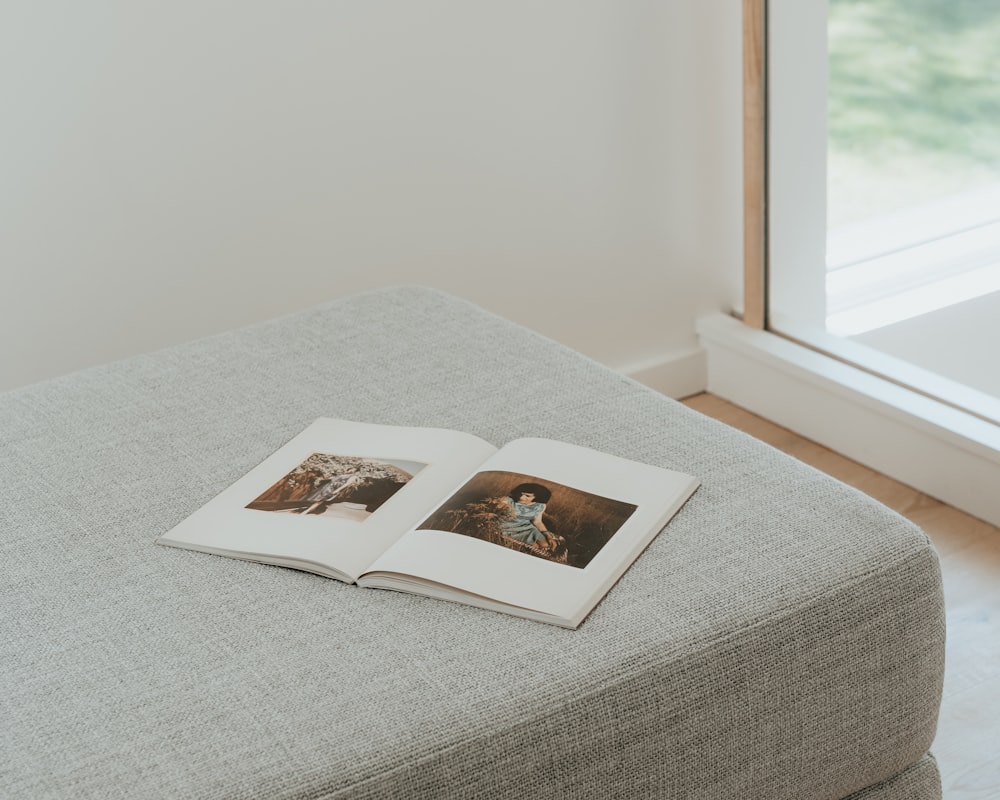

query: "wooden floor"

left=682, top=393, right=1000, bottom=800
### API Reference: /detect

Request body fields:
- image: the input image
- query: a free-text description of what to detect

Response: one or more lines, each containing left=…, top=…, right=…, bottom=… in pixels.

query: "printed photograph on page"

left=246, top=452, right=427, bottom=523
left=417, top=469, right=637, bottom=568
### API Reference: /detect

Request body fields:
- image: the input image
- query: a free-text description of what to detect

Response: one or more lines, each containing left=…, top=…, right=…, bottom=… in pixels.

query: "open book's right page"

left=361, top=438, right=699, bottom=627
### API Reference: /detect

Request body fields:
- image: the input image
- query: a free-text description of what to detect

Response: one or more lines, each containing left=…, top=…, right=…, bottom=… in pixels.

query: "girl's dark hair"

left=509, top=482, right=552, bottom=504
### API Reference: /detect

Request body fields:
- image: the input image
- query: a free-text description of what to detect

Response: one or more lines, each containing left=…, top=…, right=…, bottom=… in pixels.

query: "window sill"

left=696, top=312, right=1000, bottom=527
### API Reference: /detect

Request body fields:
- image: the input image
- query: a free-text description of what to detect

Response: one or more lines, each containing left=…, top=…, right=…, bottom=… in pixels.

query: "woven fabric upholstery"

left=844, top=755, right=941, bottom=800
left=2, top=287, right=944, bottom=799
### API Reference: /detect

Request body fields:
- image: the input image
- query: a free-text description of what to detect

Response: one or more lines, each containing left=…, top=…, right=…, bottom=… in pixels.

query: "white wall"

left=0, top=1, right=743, bottom=392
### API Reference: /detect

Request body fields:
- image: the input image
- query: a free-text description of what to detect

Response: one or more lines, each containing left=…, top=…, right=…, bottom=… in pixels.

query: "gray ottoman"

left=2, top=287, right=944, bottom=799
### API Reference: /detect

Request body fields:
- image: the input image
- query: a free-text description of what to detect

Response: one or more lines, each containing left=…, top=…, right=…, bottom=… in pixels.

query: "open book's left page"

left=156, top=418, right=498, bottom=582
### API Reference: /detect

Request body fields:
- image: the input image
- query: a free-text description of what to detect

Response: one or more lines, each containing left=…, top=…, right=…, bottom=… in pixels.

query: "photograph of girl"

left=418, top=470, right=637, bottom=568
left=246, top=453, right=426, bottom=522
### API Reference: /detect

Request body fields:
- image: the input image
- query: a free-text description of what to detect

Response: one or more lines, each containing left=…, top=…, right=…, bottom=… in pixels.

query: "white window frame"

left=766, top=0, right=829, bottom=334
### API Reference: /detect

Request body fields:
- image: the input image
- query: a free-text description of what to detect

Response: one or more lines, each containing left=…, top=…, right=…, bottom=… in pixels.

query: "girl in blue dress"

left=499, top=482, right=556, bottom=548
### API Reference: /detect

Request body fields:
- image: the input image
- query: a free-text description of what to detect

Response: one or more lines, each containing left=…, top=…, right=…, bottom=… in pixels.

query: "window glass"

left=826, top=0, right=1000, bottom=338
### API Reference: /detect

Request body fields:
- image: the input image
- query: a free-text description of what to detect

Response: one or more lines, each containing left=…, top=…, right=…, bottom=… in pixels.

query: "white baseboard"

left=619, top=347, right=708, bottom=400
left=696, top=312, right=1000, bottom=528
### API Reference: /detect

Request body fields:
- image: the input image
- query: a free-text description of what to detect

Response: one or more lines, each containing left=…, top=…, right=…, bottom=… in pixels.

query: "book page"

left=157, top=418, right=497, bottom=582
left=361, top=438, right=699, bottom=625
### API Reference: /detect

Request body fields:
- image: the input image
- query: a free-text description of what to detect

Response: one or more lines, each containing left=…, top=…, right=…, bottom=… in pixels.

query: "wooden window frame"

left=742, top=0, right=767, bottom=329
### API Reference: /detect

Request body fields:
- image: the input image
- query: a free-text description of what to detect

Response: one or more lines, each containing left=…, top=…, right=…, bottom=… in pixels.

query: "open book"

left=157, top=418, right=699, bottom=629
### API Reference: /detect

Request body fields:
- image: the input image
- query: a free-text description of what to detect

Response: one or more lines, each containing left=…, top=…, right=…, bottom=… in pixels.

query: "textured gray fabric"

left=844, top=755, right=941, bottom=800
left=2, top=287, right=944, bottom=799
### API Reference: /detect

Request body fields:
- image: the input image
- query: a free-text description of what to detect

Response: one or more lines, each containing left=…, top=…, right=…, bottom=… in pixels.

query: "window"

left=765, top=0, right=1000, bottom=424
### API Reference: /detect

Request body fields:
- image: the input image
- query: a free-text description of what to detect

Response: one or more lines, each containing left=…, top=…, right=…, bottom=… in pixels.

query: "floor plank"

left=681, top=393, right=1000, bottom=800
